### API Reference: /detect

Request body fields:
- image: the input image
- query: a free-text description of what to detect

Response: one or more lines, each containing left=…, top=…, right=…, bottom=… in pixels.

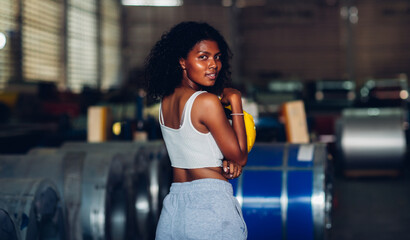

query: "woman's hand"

left=219, top=88, right=242, bottom=107
left=223, top=160, right=243, bottom=179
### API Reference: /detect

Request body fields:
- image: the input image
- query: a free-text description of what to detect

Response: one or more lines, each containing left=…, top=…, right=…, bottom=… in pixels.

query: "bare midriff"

left=173, top=167, right=227, bottom=182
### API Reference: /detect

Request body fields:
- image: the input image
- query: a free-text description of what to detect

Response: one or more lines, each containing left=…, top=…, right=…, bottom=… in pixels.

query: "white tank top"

left=159, top=91, right=223, bottom=169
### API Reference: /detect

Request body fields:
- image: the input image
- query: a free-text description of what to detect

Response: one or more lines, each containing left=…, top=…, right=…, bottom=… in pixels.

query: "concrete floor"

left=330, top=159, right=410, bottom=240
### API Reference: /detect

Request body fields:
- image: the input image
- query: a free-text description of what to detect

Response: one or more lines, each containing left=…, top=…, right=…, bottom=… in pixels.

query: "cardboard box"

left=87, top=106, right=112, bottom=142
left=281, top=100, right=310, bottom=143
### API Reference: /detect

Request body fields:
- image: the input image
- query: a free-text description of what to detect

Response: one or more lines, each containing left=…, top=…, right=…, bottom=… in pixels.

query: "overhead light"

left=122, top=0, right=183, bottom=6
left=0, top=32, right=6, bottom=50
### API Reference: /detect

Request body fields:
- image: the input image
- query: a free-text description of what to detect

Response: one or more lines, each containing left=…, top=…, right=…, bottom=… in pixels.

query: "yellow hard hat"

left=224, top=105, right=256, bottom=153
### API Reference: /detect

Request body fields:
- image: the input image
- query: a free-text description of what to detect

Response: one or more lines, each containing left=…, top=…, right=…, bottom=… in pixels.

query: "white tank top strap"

left=181, top=91, right=206, bottom=126
left=159, top=101, right=165, bottom=125
left=159, top=91, right=206, bottom=127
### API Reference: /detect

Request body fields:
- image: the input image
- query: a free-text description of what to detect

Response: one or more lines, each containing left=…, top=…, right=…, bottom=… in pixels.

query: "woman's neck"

left=181, top=76, right=201, bottom=91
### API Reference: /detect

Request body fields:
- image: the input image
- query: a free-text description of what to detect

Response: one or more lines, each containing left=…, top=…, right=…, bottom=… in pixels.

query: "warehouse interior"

left=0, top=0, right=409, bottom=239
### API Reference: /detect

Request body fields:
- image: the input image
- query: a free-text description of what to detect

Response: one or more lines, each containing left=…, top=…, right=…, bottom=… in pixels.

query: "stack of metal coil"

left=0, top=140, right=171, bottom=240
left=1, top=141, right=332, bottom=240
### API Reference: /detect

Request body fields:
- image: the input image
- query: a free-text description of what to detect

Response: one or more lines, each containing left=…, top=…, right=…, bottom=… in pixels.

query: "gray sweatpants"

left=155, top=178, right=247, bottom=240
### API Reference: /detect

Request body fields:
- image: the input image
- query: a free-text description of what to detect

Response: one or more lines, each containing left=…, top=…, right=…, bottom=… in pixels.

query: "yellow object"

left=225, top=105, right=256, bottom=153
left=112, top=122, right=122, bottom=136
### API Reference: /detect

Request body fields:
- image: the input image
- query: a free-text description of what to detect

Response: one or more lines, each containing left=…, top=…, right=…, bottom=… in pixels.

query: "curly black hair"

left=144, top=21, right=232, bottom=99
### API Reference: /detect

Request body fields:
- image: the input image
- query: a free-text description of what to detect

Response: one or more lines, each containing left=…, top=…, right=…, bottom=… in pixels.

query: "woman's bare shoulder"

left=192, top=92, right=225, bottom=121
left=195, top=92, right=221, bottom=108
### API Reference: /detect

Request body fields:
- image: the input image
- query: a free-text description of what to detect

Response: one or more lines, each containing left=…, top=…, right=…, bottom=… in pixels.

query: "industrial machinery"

left=307, top=79, right=356, bottom=110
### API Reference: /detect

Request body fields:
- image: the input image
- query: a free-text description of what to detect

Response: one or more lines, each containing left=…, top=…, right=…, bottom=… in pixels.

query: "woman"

left=145, top=21, right=248, bottom=240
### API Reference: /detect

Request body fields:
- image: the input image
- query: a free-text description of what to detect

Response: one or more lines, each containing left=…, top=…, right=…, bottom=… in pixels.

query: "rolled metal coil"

left=134, top=142, right=172, bottom=225
left=230, top=143, right=331, bottom=240
left=0, top=207, right=18, bottom=240
left=58, top=141, right=149, bottom=239
left=58, top=141, right=172, bottom=240
left=79, top=152, right=128, bottom=240
left=0, top=153, right=81, bottom=240
left=337, top=108, right=406, bottom=170
left=0, top=178, right=66, bottom=240
left=0, top=152, right=129, bottom=240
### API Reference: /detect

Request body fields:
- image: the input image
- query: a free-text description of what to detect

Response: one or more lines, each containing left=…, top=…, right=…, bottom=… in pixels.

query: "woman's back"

left=160, top=88, right=226, bottom=182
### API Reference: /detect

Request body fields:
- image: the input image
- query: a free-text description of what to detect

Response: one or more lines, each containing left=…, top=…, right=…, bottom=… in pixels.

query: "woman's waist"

left=169, top=176, right=233, bottom=195
left=173, top=167, right=227, bottom=183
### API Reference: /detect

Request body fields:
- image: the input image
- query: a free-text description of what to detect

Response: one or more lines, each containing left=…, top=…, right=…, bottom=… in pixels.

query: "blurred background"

left=0, top=0, right=409, bottom=240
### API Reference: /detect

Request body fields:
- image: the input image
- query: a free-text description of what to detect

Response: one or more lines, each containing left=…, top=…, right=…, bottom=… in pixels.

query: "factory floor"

left=330, top=158, right=410, bottom=240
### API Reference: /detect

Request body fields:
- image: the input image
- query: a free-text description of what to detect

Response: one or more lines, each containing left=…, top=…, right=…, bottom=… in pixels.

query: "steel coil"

left=59, top=142, right=149, bottom=239
left=337, top=108, right=406, bottom=170
left=79, top=152, right=128, bottom=240
left=58, top=141, right=172, bottom=240
left=0, top=152, right=130, bottom=240
left=230, top=143, right=331, bottom=240
left=136, top=142, right=172, bottom=220
left=0, top=207, right=18, bottom=240
left=0, top=178, right=66, bottom=240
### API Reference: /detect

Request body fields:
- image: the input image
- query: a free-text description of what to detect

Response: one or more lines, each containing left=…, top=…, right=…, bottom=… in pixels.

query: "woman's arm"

left=220, top=88, right=248, bottom=164
left=192, top=89, right=248, bottom=167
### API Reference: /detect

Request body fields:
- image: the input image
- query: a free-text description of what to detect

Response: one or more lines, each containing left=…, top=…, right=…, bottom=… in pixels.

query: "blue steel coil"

left=230, top=143, right=331, bottom=240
